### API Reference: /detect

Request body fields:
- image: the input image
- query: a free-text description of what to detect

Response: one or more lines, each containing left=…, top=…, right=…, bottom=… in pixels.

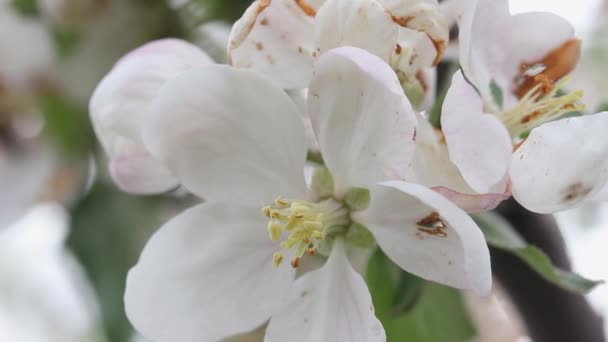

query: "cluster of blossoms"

left=89, top=0, right=608, bottom=340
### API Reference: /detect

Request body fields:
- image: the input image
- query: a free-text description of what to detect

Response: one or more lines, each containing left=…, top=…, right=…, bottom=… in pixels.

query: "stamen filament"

left=501, top=77, right=584, bottom=138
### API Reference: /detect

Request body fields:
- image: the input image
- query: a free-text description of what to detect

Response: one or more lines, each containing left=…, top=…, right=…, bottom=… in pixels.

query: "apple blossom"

left=89, top=38, right=213, bottom=194
left=438, top=0, right=606, bottom=213
left=228, top=0, right=447, bottom=108
left=124, top=47, right=491, bottom=341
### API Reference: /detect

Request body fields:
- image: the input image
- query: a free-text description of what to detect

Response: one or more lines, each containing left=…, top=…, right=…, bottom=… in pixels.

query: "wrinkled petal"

left=391, top=28, right=437, bottom=77
left=125, top=203, right=295, bottom=341
left=441, top=71, right=511, bottom=194
left=309, top=47, right=417, bottom=196
left=143, top=65, right=309, bottom=204
left=265, top=238, right=385, bottom=342
left=354, top=181, right=492, bottom=295
left=228, top=0, right=318, bottom=89
left=509, top=12, right=575, bottom=66
left=90, top=39, right=212, bottom=193
left=510, top=113, right=608, bottom=213
left=458, top=0, right=514, bottom=109
left=315, top=0, right=397, bottom=62
left=378, top=0, right=448, bottom=64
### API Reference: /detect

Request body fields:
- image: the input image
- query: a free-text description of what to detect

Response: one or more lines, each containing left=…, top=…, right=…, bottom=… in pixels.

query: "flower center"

left=262, top=197, right=349, bottom=268
left=500, top=76, right=584, bottom=139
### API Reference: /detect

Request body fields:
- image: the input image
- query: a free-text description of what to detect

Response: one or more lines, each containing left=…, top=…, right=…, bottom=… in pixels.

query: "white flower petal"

left=509, top=12, right=575, bottom=66
left=432, top=186, right=510, bottom=214
left=143, top=65, right=309, bottom=204
left=265, top=238, right=385, bottom=342
left=125, top=203, right=295, bottom=341
left=354, top=181, right=492, bottom=295
left=377, top=0, right=448, bottom=64
left=441, top=71, right=511, bottom=194
left=308, top=47, right=417, bottom=196
left=108, top=149, right=177, bottom=194
left=315, top=0, right=397, bottom=62
left=90, top=39, right=212, bottom=193
left=510, top=113, right=608, bottom=213
left=228, top=0, right=317, bottom=89
left=458, top=0, right=514, bottom=108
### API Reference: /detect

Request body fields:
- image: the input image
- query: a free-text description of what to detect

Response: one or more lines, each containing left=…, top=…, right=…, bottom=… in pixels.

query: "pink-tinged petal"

left=125, top=203, right=295, bottom=342
left=228, top=0, right=317, bottom=89
left=265, top=239, right=386, bottom=342
left=509, top=12, right=575, bottom=66
left=315, top=0, right=397, bottom=62
left=143, top=65, right=309, bottom=205
left=432, top=185, right=511, bottom=213
left=441, top=71, right=511, bottom=194
left=354, top=181, right=492, bottom=295
left=458, top=0, right=514, bottom=108
left=510, top=113, right=608, bottom=213
left=90, top=39, right=211, bottom=194
left=109, top=150, right=177, bottom=194
left=308, top=47, right=417, bottom=196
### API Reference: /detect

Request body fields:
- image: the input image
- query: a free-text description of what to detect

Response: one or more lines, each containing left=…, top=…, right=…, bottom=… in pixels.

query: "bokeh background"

left=1, top=0, right=607, bottom=341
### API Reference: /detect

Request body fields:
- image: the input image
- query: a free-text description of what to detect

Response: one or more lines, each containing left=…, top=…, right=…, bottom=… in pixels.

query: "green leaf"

left=366, top=250, right=476, bottom=342
left=473, top=211, right=603, bottom=293
left=490, top=79, right=504, bottom=109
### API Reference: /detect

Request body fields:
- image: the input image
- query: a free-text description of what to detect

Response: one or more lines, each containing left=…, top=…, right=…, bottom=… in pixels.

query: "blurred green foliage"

left=68, top=182, right=178, bottom=342
left=366, top=249, right=476, bottom=342
left=474, top=211, right=603, bottom=293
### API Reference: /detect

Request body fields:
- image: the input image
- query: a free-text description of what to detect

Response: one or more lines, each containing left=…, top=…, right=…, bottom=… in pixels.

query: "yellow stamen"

left=501, top=77, right=584, bottom=138
left=261, top=197, right=349, bottom=268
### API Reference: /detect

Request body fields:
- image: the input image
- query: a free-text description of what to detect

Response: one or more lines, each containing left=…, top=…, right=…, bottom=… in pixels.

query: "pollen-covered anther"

left=273, top=252, right=284, bottom=267
left=501, top=76, right=584, bottom=138
left=261, top=197, right=349, bottom=268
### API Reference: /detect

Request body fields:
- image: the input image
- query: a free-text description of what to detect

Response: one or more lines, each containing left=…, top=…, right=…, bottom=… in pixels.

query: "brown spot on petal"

left=255, top=42, right=264, bottom=51
left=394, top=44, right=402, bottom=55
left=294, top=0, right=316, bottom=17
left=416, top=212, right=448, bottom=238
left=514, top=38, right=581, bottom=98
left=430, top=38, right=445, bottom=65
left=260, top=17, right=269, bottom=25
left=416, top=70, right=428, bottom=94
left=391, top=15, right=415, bottom=27
left=562, top=182, right=592, bottom=203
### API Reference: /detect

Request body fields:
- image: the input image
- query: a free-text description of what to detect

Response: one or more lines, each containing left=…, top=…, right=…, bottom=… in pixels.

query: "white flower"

left=124, top=47, right=491, bottom=341
left=438, top=0, right=606, bottom=213
left=89, top=38, right=214, bottom=194
left=228, top=0, right=447, bottom=108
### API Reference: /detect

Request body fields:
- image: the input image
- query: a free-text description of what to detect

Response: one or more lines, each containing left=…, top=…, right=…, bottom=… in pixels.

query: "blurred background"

left=0, top=0, right=606, bottom=341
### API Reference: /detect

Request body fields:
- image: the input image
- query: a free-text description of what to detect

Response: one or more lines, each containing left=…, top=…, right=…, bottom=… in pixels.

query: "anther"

left=291, top=257, right=301, bottom=268
left=273, top=252, right=284, bottom=267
